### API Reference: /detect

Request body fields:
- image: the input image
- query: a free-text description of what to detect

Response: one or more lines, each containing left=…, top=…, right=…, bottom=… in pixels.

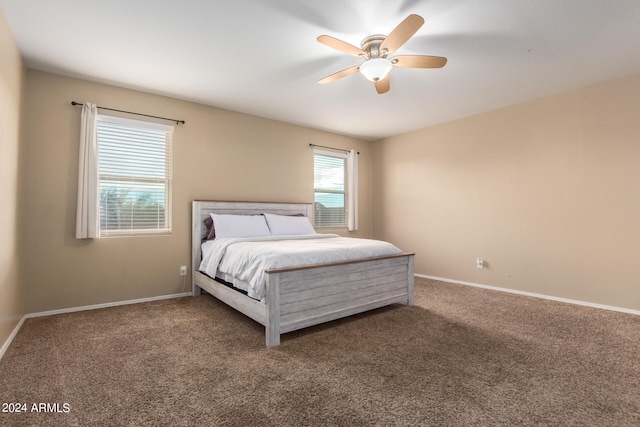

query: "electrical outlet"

left=179, top=265, right=188, bottom=276
left=476, top=258, right=484, bottom=269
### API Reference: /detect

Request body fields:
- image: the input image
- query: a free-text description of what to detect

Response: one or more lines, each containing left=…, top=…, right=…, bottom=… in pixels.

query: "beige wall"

left=0, top=10, right=26, bottom=347
left=23, top=70, right=371, bottom=313
left=373, top=73, right=640, bottom=311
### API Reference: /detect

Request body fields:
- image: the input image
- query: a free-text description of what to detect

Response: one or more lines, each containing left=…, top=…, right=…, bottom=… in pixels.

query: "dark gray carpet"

left=1, top=278, right=638, bottom=426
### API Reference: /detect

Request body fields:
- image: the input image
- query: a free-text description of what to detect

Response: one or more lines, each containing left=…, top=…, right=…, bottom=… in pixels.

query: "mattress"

left=199, top=234, right=403, bottom=302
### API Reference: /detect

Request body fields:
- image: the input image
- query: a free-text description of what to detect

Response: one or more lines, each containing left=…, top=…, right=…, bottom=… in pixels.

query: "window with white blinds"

left=313, top=150, right=347, bottom=227
left=97, top=115, right=173, bottom=237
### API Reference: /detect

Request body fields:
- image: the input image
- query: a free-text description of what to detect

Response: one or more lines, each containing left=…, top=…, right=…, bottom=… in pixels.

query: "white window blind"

left=97, top=115, right=173, bottom=237
left=313, top=150, right=347, bottom=227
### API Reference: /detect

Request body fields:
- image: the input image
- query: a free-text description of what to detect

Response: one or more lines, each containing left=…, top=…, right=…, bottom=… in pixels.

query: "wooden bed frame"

left=192, top=201, right=415, bottom=347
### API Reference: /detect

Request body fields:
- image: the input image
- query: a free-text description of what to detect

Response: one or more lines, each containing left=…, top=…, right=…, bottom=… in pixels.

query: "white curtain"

left=347, top=149, right=358, bottom=231
left=75, top=102, right=100, bottom=239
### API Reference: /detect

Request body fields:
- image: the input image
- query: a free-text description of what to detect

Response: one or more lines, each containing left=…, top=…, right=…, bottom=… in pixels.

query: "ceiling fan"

left=317, top=14, right=447, bottom=94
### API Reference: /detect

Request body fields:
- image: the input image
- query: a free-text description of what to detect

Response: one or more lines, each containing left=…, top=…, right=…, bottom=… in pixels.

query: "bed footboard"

left=264, top=254, right=414, bottom=347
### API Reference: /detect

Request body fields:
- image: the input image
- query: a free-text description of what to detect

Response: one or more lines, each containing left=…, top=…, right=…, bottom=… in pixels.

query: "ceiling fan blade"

left=317, top=35, right=365, bottom=57
left=380, top=14, right=424, bottom=55
left=318, top=65, right=360, bottom=84
left=374, top=75, right=390, bottom=94
left=391, top=55, right=447, bottom=68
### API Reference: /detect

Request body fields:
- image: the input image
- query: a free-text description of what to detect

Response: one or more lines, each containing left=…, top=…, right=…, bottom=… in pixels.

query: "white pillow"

left=210, top=213, right=271, bottom=239
left=263, top=213, right=316, bottom=235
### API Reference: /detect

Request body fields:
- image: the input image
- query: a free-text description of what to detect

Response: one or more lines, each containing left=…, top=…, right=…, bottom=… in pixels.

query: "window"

left=97, top=115, right=173, bottom=237
left=313, top=150, right=347, bottom=227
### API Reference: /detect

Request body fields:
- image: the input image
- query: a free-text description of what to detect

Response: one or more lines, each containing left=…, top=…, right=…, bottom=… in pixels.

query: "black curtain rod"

left=309, top=143, right=359, bottom=155
left=71, top=101, right=185, bottom=125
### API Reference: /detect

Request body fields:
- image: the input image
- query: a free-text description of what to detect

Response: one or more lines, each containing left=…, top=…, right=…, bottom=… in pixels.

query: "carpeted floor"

left=1, top=277, right=638, bottom=426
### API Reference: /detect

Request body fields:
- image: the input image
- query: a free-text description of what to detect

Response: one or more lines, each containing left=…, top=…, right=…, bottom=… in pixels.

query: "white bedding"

left=199, top=234, right=403, bottom=302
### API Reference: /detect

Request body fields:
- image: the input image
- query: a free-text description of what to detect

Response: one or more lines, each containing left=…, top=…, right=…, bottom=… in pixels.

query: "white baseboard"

left=1, top=292, right=193, bottom=361
left=416, top=274, right=640, bottom=316
left=0, top=316, right=26, bottom=361
left=26, top=292, right=193, bottom=319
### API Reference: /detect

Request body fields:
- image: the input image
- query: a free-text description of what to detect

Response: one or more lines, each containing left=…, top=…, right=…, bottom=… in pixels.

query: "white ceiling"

left=2, top=0, right=640, bottom=140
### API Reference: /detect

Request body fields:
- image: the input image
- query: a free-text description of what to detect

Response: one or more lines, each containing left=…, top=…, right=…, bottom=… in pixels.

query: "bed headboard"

left=191, top=201, right=313, bottom=293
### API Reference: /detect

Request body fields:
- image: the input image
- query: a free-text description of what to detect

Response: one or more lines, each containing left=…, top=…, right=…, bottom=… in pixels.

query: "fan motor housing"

left=360, top=35, right=387, bottom=59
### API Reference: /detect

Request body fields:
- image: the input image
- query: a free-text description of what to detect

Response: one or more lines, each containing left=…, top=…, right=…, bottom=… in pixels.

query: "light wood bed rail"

left=192, top=201, right=415, bottom=347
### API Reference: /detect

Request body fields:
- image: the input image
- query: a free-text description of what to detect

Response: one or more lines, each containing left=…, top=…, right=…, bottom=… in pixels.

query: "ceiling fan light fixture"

left=317, top=14, right=445, bottom=93
left=359, top=58, right=392, bottom=82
